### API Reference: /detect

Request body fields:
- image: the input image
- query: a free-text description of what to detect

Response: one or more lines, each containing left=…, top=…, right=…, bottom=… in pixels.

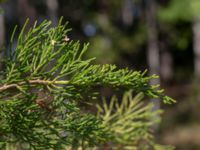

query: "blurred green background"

left=0, top=0, right=200, bottom=149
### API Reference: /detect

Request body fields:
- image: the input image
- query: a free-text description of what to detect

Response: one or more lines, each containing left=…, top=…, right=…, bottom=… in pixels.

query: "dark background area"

left=0, top=0, right=200, bottom=149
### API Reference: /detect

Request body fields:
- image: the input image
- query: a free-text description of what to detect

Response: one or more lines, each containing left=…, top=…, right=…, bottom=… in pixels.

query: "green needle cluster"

left=0, top=18, right=175, bottom=150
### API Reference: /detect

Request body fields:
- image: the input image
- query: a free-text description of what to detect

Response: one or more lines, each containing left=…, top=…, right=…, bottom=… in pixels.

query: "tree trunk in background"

left=192, top=18, right=200, bottom=102
left=17, top=0, right=37, bottom=27
left=0, top=8, right=5, bottom=70
left=122, top=0, right=133, bottom=27
left=193, top=18, right=200, bottom=80
left=160, top=42, right=173, bottom=83
left=46, top=0, right=58, bottom=26
left=145, top=0, right=160, bottom=115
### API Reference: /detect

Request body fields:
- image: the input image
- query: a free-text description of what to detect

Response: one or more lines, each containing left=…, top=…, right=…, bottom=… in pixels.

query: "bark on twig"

left=0, top=79, right=69, bottom=92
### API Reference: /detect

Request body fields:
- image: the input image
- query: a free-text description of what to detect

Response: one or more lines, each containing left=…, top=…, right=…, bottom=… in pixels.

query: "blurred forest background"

left=0, top=0, right=200, bottom=149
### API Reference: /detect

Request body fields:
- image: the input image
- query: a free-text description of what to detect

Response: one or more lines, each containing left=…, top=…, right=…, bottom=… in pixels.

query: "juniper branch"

left=0, top=79, right=69, bottom=92
left=0, top=18, right=175, bottom=149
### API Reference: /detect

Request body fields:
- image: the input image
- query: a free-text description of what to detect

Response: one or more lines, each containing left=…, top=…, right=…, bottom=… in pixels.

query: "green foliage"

left=0, top=0, right=6, bottom=3
left=0, top=19, right=175, bottom=149
left=97, top=92, right=174, bottom=150
left=158, top=0, right=200, bottom=22
left=86, top=14, right=147, bottom=64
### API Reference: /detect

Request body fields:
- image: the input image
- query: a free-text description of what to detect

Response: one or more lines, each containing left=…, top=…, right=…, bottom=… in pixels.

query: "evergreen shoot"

left=0, top=19, right=175, bottom=150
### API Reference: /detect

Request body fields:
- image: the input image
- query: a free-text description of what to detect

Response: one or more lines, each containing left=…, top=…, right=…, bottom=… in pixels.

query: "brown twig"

left=0, top=79, right=69, bottom=92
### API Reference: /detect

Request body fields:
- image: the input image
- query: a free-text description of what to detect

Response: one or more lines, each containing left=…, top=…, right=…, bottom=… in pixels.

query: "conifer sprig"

left=96, top=92, right=175, bottom=150
left=0, top=19, right=175, bottom=149
left=0, top=19, right=175, bottom=104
